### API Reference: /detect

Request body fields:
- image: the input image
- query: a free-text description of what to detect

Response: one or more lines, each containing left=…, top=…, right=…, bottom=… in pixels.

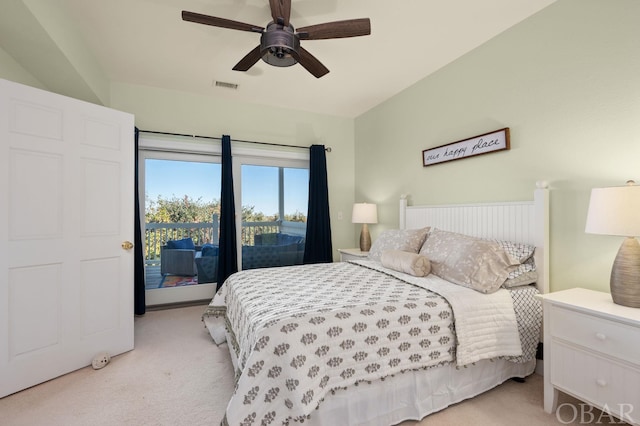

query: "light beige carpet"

left=0, top=304, right=629, bottom=426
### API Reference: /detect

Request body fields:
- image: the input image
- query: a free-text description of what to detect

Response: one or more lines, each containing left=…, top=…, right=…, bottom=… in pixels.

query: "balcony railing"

left=144, top=215, right=306, bottom=266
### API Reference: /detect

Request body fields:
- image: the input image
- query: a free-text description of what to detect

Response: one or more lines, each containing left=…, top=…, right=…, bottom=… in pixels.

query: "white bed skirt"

left=309, top=357, right=535, bottom=426
left=203, top=315, right=535, bottom=426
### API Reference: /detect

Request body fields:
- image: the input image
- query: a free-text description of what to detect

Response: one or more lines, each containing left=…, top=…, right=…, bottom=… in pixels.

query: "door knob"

left=121, top=241, right=134, bottom=250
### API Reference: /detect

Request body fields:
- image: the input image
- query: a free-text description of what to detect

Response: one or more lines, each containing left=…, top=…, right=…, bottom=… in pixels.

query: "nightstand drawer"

left=550, top=305, right=640, bottom=365
left=551, top=343, right=640, bottom=425
left=542, top=289, right=640, bottom=421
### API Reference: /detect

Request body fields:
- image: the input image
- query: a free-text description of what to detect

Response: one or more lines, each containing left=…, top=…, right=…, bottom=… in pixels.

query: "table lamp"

left=352, top=203, right=378, bottom=252
left=585, top=180, right=640, bottom=307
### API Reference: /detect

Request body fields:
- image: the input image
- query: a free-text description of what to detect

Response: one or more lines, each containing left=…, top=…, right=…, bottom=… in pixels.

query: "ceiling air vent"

left=214, top=81, right=238, bottom=90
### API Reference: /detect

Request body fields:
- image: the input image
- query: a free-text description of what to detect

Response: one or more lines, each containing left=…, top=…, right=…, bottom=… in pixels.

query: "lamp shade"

left=352, top=203, right=378, bottom=224
left=585, top=182, right=640, bottom=237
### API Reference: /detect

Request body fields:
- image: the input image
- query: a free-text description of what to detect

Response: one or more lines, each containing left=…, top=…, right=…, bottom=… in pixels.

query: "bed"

left=203, top=183, right=549, bottom=426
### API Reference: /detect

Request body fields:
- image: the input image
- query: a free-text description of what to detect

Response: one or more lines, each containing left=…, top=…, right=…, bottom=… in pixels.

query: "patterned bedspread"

left=204, top=261, right=540, bottom=426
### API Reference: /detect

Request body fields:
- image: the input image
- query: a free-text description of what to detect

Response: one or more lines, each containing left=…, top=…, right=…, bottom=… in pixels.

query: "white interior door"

left=0, top=79, right=135, bottom=398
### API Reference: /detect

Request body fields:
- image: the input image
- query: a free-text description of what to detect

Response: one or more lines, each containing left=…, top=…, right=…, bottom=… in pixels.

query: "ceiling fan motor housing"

left=261, top=22, right=299, bottom=67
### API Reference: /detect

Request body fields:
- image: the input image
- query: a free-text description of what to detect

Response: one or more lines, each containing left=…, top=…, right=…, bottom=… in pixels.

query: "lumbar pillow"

left=368, top=227, right=430, bottom=261
left=381, top=250, right=431, bottom=277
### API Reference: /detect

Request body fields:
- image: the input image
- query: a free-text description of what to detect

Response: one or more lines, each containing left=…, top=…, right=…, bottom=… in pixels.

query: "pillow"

left=502, top=270, right=538, bottom=288
left=278, top=234, right=305, bottom=245
left=166, top=237, right=195, bottom=250
left=201, top=244, right=219, bottom=257
left=492, top=240, right=535, bottom=263
left=507, top=256, right=536, bottom=280
left=367, top=227, right=430, bottom=261
left=257, top=233, right=278, bottom=245
left=419, top=228, right=519, bottom=294
left=381, top=250, right=431, bottom=277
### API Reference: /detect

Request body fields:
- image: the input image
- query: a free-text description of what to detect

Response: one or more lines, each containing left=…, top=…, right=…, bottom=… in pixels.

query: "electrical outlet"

left=91, top=352, right=110, bottom=370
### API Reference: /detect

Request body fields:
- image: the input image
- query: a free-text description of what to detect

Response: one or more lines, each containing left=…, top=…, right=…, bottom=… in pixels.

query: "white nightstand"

left=338, top=248, right=369, bottom=261
left=540, top=288, right=640, bottom=425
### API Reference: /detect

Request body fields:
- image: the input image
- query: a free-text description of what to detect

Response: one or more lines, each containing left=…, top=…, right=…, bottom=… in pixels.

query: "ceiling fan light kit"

left=182, top=0, right=371, bottom=78
left=261, top=23, right=299, bottom=68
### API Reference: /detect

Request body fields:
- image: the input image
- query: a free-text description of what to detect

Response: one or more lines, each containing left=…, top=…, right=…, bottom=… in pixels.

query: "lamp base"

left=610, top=237, right=640, bottom=308
left=359, top=223, right=371, bottom=252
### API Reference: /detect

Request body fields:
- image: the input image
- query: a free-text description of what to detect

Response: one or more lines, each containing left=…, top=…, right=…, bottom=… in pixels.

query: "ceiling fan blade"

left=232, top=46, right=263, bottom=71
left=294, top=47, right=329, bottom=78
left=182, top=11, right=263, bottom=33
left=297, top=18, right=371, bottom=40
left=269, top=0, right=291, bottom=26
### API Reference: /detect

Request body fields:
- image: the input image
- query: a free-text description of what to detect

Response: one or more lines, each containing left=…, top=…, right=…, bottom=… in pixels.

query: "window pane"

left=241, top=164, right=307, bottom=270
left=284, top=167, right=309, bottom=221
left=144, top=158, right=221, bottom=288
left=241, top=165, right=279, bottom=223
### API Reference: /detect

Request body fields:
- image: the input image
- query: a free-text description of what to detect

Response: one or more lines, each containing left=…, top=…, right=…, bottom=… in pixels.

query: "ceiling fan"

left=182, top=0, right=371, bottom=78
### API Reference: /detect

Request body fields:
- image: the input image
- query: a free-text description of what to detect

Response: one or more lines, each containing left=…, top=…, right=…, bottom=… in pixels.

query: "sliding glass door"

left=139, top=136, right=310, bottom=307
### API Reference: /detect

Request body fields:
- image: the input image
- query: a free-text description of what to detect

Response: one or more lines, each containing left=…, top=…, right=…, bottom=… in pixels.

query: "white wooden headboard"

left=399, top=182, right=550, bottom=293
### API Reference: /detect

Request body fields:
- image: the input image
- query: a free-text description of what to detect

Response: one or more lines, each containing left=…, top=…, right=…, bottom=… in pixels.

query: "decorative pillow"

left=492, top=239, right=535, bottom=263
left=166, top=237, right=195, bottom=250
left=419, top=228, right=519, bottom=294
left=502, top=270, right=538, bottom=288
left=367, top=227, right=430, bottom=261
left=257, top=233, right=278, bottom=245
left=201, top=244, right=219, bottom=257
left=381, top=250, right=431, bottom=277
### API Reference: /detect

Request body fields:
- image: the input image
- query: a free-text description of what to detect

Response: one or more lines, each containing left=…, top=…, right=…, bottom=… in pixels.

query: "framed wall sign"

left=422, top=128, right=510, bottom=167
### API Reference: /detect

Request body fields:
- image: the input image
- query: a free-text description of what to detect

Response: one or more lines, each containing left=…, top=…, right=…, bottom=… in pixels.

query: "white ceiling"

left=5, top=0, right=556, bottom=118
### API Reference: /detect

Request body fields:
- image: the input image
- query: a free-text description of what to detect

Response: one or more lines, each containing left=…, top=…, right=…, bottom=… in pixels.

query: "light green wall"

left=355, top=0, right=640, bottom=293
left=0, top=46, right=45, bottom=89
left=0, top=0, right=105, bottom=105
left=110, top=82, right=356, bottom=260
left=21, top=0, right=111, bottom=105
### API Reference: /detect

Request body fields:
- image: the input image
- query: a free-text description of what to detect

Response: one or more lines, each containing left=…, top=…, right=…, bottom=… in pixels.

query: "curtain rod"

left=138, top=129, right=332, bottom=152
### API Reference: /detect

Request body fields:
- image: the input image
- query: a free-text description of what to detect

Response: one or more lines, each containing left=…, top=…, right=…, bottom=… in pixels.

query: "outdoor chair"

left=194, top=244, right=218, bottom=284
left=160, top=237, right=200, bottom=276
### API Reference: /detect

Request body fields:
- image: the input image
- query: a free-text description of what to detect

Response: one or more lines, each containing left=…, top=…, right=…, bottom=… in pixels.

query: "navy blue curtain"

left=216, top=135, right=238, bottom=289
left=134, top=128, right=146, bottom=315
left=303, top=145, right=333, bottom=263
